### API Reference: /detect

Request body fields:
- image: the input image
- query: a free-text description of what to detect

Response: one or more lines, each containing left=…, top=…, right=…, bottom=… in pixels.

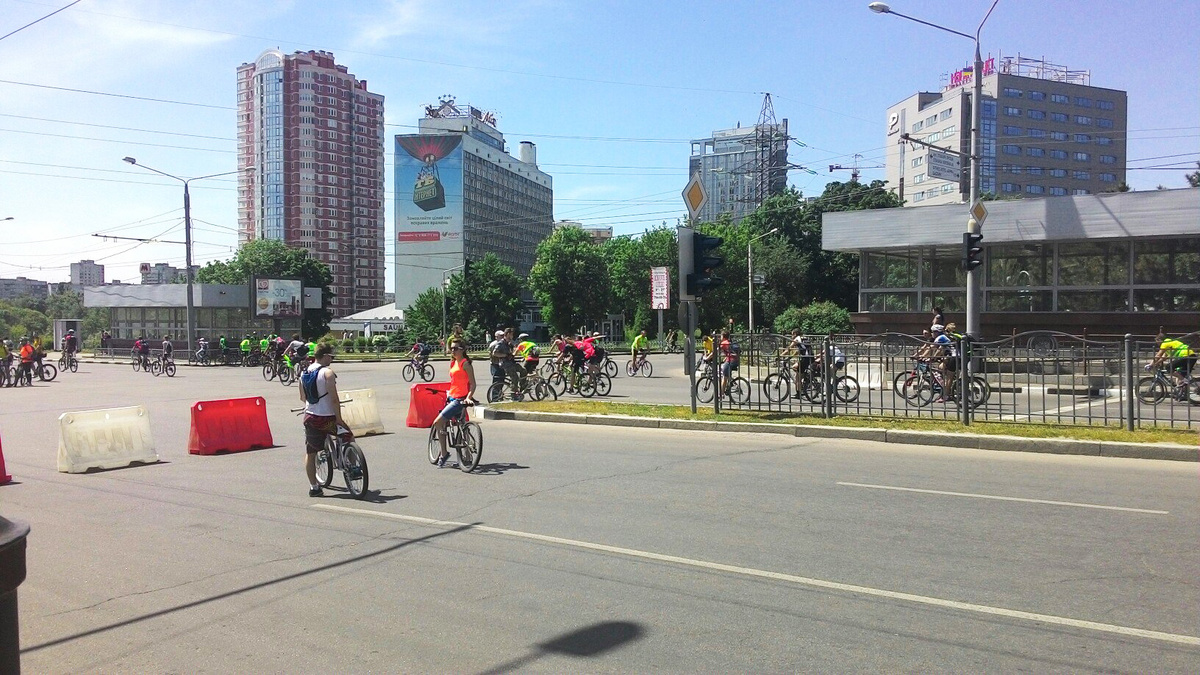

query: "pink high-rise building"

left=237, top=49, right=386, bottom=316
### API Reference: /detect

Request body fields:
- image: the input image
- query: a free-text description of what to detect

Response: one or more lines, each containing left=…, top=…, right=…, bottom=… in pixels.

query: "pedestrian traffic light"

left=687, top=233, right=725, bottom=296
left=962, top=232, right=983, bottom=271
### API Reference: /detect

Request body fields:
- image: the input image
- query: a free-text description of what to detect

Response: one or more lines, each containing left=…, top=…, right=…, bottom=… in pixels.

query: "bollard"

left=0, top=517, right=30, bottom=674
left=1124, top=334, right=1135, bottom=432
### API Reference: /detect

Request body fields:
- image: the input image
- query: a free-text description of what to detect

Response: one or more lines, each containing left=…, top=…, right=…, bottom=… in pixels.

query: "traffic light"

left=962, top=232, right=983, bottom=271
left=462, top=258, right=472, bottom=279
left=687, top=233, right=725, bottom=296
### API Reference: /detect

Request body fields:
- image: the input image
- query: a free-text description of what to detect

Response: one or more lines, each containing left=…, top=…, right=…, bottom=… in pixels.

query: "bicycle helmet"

left=494, top=330, right=504, bottom=338
left=518, top=333, right=529, bottom=340
left=930, top=324, right=945, bottom=333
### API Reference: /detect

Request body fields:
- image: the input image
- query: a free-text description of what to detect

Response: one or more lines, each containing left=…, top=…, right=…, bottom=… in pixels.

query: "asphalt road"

left=3, top=361, right=1199, bottom=671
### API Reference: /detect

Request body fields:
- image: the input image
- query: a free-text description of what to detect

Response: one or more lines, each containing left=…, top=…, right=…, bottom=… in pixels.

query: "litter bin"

left=0, top=516, right=30, bottom=673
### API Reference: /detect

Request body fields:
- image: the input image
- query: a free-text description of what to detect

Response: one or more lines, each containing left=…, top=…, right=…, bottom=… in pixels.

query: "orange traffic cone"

left=0, top=434, right=10, bottom=484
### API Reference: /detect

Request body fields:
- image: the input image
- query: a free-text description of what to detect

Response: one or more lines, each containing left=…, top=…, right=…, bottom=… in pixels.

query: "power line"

left=0, top=0, right=83, bottom=42
left=0, top=113, right=236, bottom=141
left=0, top=79, right=234, bottom=110
left=0, top=127, right=233, bottom=153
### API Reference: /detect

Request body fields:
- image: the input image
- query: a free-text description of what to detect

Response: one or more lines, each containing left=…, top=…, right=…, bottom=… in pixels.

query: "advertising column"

left=394, top=135, right=465, bottom=310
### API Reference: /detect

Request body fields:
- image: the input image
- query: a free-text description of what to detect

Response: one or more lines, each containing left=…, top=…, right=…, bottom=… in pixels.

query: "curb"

left=482, top=409, right=1196, bottom=462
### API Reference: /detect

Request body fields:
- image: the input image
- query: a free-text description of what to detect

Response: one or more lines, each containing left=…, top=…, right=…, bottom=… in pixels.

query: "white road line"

left=837, top=482, right=1169, bottom=515
left=311, top=503, right=1198, bottom=647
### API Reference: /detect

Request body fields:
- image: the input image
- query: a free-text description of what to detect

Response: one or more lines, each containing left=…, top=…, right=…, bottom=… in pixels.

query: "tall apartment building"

left=139, top=262, right=197, bottom=285
left=236, top=49, right=386, bottom=316
left=885, top=55, right=1128, bottom=206
left=0, top=277, right=49, bottom=300
left=688, top=120, right=788, bottom=223
left=393, top=99, right=553, bottom=310
left=70, top=260, right=104, bottom=287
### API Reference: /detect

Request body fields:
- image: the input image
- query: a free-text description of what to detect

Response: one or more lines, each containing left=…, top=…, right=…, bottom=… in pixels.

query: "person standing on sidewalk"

left=299, top=343, right=350, bottom=497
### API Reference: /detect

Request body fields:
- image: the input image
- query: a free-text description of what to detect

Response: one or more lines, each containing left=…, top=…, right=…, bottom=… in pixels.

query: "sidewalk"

left=482, top=408, right=1197, bottom=462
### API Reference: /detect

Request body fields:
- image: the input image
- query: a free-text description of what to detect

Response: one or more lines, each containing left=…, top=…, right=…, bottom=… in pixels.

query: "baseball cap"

left=930, top=324, right=945, bottom=333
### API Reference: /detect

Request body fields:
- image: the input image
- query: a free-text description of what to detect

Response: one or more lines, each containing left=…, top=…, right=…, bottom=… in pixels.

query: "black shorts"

left=1171, top=356, right=1198, bottom=374
left=943, top=356, right=959, bottom=371
left=524, top=360, right=539, bottom=374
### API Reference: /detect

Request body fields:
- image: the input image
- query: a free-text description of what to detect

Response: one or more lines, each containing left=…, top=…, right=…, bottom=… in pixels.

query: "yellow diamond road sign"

left=683, top=174, right=707, bottom=220
left=970, top=199, right=988, bottom=226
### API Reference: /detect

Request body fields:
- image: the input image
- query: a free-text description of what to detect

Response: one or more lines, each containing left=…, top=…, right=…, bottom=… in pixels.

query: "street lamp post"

left=869, top=0, right=999, bottom=339
left=123, top=158, right=241, bottom=356
left=747, top=227, right=779, bottom=334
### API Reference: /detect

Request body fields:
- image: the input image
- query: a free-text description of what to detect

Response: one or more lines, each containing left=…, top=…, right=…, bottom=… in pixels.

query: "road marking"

left=837, top=482, right=1168, bottom=514
left=312, top=503, right=1197, bottom=647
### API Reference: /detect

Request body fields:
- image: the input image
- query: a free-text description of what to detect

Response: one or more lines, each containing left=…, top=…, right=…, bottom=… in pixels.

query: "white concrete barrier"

left=339, top=388, right=385, bottom=436
left=57, top=405, right=159, bottom=473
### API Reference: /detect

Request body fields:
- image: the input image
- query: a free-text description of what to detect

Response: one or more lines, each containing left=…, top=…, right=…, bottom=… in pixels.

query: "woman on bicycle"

left=432, top=339, right=477, bottom=467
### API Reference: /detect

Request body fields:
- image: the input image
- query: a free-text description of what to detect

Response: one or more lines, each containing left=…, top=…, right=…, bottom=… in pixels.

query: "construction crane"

left=828, top=154, right=884, bottom=183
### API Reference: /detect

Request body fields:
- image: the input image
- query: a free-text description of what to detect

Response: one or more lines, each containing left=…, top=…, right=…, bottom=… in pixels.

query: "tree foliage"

left=445, top=253, right=524, bottom=335
left=529, top=226, right=611, bottom=334
left=1186, top=162, right=1200, bottom=188
left=772, top=301, right=853, bottom=335
left=401, top=286, right=446, bottom=345
left=196, top=239, right=334, bottom=337
left=602, top=226, right=678, bottom=336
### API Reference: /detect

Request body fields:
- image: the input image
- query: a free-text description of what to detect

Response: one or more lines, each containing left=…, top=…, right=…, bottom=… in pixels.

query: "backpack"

left=300, top=365, right=326, bottom=404
left=728, top=342, right=741, bottom=356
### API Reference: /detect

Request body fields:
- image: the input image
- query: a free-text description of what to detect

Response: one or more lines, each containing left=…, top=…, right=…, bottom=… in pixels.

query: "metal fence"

left=706, top=331, right=1200, bottom=430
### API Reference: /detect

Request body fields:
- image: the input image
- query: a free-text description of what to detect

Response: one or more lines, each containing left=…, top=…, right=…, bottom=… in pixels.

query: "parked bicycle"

left=426, top=398, right=483, bottom=473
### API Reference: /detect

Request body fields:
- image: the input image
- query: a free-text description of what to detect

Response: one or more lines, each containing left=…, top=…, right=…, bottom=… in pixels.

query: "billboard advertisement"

left=252, top=277, right=303, bottom=318
left=394, top=134, right=465, bottom=309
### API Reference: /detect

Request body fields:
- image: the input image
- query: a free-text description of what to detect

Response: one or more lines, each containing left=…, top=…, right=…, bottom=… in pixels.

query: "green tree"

left=1186, top=162, right=1199, bottom=188
left=0, top=301, right=51, bottom=341
left=401, top=286, right=446, bottom=344
left=196, top=239, right=334, bottom=337
left=602, top=226, right=678, bottom=336
left=529, top=226, right=611, bottom=334
left=772, top=302, right=852, bottom=335
left=445, top=253, right=524, bottom=335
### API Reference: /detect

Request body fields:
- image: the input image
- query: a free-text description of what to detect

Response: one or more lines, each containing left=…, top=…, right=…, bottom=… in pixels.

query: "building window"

left=1050, top=131, right=1068, bottom=141
left=1051, top=112, right=1068, bottom=122
left=1074, top=134, right=1091, bottom=143
left=911, top=156, right=924, bottom=167
left=1003, top=87, right=1023, bottom=98
left=942, top=124, right=956, bottom=136
left=864, top=252, right=917, bottom=288
left=1028, top=128, right=1045, bottom=138
left=1001, top=183, right=1020, bottom=193
left=1099, top=155, right=1116, bottom=164
left=1004, top=106, right=1021, bottom=117
left=1002, top=144, right=1020, bottom=155
left=1049, top=168, right=1066, bottom=177
left=1026, top=147, right=1045, bottom=157
left=1028, top=91, right=1046, bottom=101
left=1073, top=152, right=1090, bottom=161
left=1049, top=149, right=1068, bottom=159
left=989, top=243, right=1053, bottom=287
left=1027, top=109, right=1046, bottom=120
left=1074, top=97, right=1092, bottom=107
left=1075, top=115, right=1092, bottom=126
left=1073, top=170, right=1090, bottom=180
left=1096, top=136, right=1113, bottom=146
left=1072, top=189, right=1090, bottom=195
left=1098, top=118, right=1114, bottom=128
left=1027, top=166, right=1044, bottom=175
left=912, top=121, right=924, bottom=132
left=925, top=115, right=936, bottom=126
left=926, top=131, right=941, bottom=142
left=941, top=183, right=955, bottom=193
left=912, top=192, right=925, bottom=202
left=1097, top=100, right=1115, bottom=110
left=1049, top=187, right=1067, bottom=196
left=1058, top=241, right=1129, bottom=286
left=1099, top=173, right=1116, bottom=182
left=1133, top=238, right=1200, bottom=284
left=940, top=108, right=954, bottom=120
left=913, top=173, right=926, bottom=184
left=1051, top=93, right=1069, bottom=104
left=1002, top=164, right=1022, bottom=174
left=1003, top=125, right=1021, bottom=135
left=1026, top=185, right=1045, bottom=194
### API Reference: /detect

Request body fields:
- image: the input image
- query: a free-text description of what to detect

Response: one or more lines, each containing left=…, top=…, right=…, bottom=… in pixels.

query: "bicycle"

left=695, top=360, right=750, bottom=406
left=487, top=366, right=557, bottom=403
left=150, top=356, right=177, bottom=378
left=292, top=407, right=369, bottom=498
left=402, top=356, right=434, bottom=382
left=761, top=357, right=798, bottom=403
left=58, top=353, right=79, bottom=373
left=601, top=355, right=618, bottom=378
left=625, top=354, right=653, bottom=378
left=30, top=359, right=58, bottom=383
left=898, top=361, right=988, bottom=408
left=1137, top=367, right=1200, bottom=405
left=575, top=367, right=613, bottom=398
left=426, top=396, right=483, bottom=473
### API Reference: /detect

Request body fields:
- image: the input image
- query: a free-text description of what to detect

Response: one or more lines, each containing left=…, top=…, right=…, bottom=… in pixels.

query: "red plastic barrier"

left=0, top=434, right=10, bottom=484
left=407, top=382, right=470, bottom=428
left=188, top=397, right=274, bottom=455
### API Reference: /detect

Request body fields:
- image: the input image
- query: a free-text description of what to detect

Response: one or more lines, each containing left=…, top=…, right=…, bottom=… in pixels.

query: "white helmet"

left=930, top=324, right=945, bottom=333
left=494, top=330, right=504, bottom=338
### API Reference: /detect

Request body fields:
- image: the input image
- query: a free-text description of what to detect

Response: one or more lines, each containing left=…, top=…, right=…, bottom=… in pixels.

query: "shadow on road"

left=325, top=489, right=405, bottom=504
left=478, top=620, right=645, bottom=674
left=472, top=462, right=529, bottom=476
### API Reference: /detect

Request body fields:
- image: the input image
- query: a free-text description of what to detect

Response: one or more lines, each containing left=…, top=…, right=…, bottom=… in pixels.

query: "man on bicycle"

left=134, top=335, right=151, bottom=370
left=286, top=334, right=310, bottom=368
left=788, top=330, right=815, bottom=399
left=514, top=333, right=540, bottom=386
left=62, top=329, right=78, bottom=358
left=408, top=338, right=432, bottom=367
left=1149, top=333, right=1197, bottom=392
left=240, top=335, right=252, bottom=361
left=160, top=335, right=174, bottom=367
left=630, top=330, right=650, bottom=368
left=432, top=338, right=477, bottom=467
left=718, top=331, right=740, bottom=396
left=196, top=335, right=209, bottom=363
left=300, top=342, right=350, bottom=497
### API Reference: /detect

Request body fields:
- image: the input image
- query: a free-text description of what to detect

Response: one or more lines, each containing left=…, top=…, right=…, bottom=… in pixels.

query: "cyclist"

left=666, top=328, right=679, bottom=352
left=630, top=330, right=650, bottom=369
left=259, top=334, right=270, bottom=356
left=563, top=337, right=586, bottom=392
left=487, top=329, right=508, bottom=387
left=18, top=338, right=34, bottom=385
left=62, top=329, right=78, bottom=358
left=160, top=335, right=174, bottom=368
left=1149, top=333, right=1197, bottom=392
left=218, top=335, right=229, bottom=362
left=718, top=331, right=740, bottom=396
left=408, top=338, right=433, bottom=368
left=514, top=333, right=539, bottom=386
left=196, top=335, right=209, bottom=363
left=286, top=334, right=310, bottom=369
left=931, top=324, right=957, bottom=401
left=133, top=335, right=152, bottom=371
left=550, top=334, right=568, bottom=371
left=300, top=342, right=350, bottom=497
left=789, top=330, right=815, bottom=399
left=431, top=339, right=478, bottom=467
left=0, top=340, right=9, bottom=377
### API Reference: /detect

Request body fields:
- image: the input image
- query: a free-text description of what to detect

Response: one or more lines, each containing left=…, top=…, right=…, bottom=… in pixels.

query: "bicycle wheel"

left=578, top=375, right=596, bottom=398
left=317, top=437, right=335, bottom=487
left=420, top=363, right=435, bottom=381
left=486, top=381, right=506, bottom=403
left=626, top=360, right=636, bottom=377
left=727, top=377, right=751, bottom=405
left=762, top=373, right=791, bottom=403
left=40, top=363, right=57, bottom=382
left=536, top=379, right=557, bottom=401
left=538, top=361, right=555, bottom=378
left=902, top=374, right=935, bottom=407
left=427, top=427, right=442, bottom=464
left=132, top=357, right=141, bottom=372
left=603, top=359, right=617, bottom=378
left=457, top=422, right=483, bottom=473
left=262, top=363, right=276, bottom=381
left=640, top=361, right=653, bottom=378
left=546, top=372, right=567, bottom=397
left=695, top=375, right=715, bottom=403
left=593, top=373, right=611, bottom=396
left=1187, top=380, right=1200, bottom=406
left=802, top=376, right=826, bottom=404
left=893, top=371, right=913, bottom=397
left=834, top=375, right=860, bottom=403
left=165, top=362, right=176, bottom=377
left=969, top=376, right=990, bottom=406
left=69, top=357, right=78, bottom=373
left=401, top=364, right=415, bottom=382
left=342, top=442, right=369, bottom=497
left=1136, top=377, right=1165, bottom=405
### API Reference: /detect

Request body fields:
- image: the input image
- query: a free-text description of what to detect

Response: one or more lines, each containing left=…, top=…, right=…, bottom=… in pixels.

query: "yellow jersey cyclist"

left=514, top=333, right=540, bottom=383
left=1148, top=333, right=1197, bottom=394
left=630, top=330, right=650, bottom=368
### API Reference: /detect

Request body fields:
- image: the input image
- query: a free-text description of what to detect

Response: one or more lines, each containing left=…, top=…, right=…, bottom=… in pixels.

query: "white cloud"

left=349, top=0, right=549, bottom=50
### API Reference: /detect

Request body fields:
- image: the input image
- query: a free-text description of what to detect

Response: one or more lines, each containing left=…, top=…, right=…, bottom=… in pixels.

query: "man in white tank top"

left=300, top=343, right=348, bottom=496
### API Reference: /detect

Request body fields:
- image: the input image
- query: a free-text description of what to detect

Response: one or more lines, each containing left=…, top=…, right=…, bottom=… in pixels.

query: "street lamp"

left=869, top=0, right=999, bottom=339
left=122, top=157, right=241, bottom=356
left=747, top=227, right=779, bottom=334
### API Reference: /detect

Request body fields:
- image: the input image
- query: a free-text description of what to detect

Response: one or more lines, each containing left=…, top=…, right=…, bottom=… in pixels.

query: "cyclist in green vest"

left=630, top=330, right=650, bottom=368
left=1149, top=333, right=1197, bottom=391
left=259, top=335, right=270, bottom=354
left=240, top=336, right=252, bottom=357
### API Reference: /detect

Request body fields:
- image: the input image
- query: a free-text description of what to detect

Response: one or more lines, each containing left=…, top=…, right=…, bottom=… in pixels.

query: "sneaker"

left=436, top=453, right=449, bottom=468
left=308, top=486, right=323, bottom=497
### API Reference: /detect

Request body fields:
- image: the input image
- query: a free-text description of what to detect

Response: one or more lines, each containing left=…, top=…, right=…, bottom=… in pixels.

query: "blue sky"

left=2, top=0, right=1197, bottom=289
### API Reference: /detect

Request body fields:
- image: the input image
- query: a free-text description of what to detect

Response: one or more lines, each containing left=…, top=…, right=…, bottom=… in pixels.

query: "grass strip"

left=497, top=400, right=1197, bottom=445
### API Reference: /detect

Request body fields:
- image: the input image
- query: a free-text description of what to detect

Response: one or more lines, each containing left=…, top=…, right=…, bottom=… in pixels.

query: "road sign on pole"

left=926, top=150, right=962, bottom=182
left=682, top=174, right=707, bottom=221
left=970, top=199, right=988, bottom=228
left=650, top=266, right=670, bottom=310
